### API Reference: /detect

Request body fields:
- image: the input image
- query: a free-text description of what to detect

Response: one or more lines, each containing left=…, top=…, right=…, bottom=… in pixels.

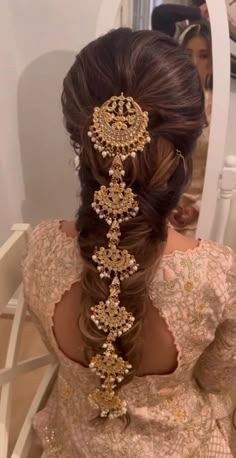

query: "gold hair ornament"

left=176, top=149, right=186, bottom=174
left=87, top=93, right=150, bottom=419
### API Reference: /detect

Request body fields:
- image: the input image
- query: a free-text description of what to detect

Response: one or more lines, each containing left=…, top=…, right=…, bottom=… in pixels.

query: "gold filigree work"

left=92, top=182, right=138, bottom=225
left=91, top=279, right=135, bottom=338
left=92, top=246, right=138, bottom=280
left=88, top=93, right=150, bottom=160
left=88, top=94, right=150, bottom=419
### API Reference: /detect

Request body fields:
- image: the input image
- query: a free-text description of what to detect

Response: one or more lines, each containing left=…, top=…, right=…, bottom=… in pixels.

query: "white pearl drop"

left=88, top=131, right=92, bottom=137
left=131, top=152, right=136, bottom=158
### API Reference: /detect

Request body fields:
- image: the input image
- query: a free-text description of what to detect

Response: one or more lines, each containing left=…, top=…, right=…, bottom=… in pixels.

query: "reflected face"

left=186, top=36, right=212, bottom=88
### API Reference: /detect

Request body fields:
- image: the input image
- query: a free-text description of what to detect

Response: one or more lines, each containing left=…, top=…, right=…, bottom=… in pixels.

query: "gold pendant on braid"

left=87, top=93, right=150, bottom=419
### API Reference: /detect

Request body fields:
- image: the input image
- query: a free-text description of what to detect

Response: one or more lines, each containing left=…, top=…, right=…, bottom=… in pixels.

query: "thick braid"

left=62, top=28, right=205, bottom=424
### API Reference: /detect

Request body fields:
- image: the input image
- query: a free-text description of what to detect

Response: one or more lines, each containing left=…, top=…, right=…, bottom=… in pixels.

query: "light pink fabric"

left=23, top=220, right=236, bottom=457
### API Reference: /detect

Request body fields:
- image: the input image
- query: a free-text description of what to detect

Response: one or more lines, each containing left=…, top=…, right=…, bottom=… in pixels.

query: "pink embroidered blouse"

left=23, top=220, right=236, bottom=457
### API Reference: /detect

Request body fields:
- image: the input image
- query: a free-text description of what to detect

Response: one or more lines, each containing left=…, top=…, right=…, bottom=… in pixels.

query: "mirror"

left=226, top=0, right=236, bottom=78
left=133, top=0, right=213, bottom=239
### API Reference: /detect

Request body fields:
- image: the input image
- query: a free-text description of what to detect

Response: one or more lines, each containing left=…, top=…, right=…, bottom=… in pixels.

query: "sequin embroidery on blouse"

left=23, top=220, right=236, bottom=457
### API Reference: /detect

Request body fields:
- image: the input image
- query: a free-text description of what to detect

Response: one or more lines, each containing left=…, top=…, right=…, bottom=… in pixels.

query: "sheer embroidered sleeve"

left=23, top=220, right=81, bottom=315
left=194, top=250, right=236, bottom=394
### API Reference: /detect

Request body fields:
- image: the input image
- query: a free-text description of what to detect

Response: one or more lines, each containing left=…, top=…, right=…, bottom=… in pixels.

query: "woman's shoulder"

left=154, top=233, right=235, bottom=323
left=28, top=219, right=77, bottom=242
left=163, top=229, right=235, bottom=278
left=27, top=219, right=77, bottom=248
left=23, top=220, right=81, bottom=307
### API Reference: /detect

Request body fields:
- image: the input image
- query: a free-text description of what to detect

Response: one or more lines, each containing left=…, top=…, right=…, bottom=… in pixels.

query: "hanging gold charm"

left=92, top=245, right=138, bottom=280
left=91, top=278, right=135, bottom=338
left=92, top=180, right=139, bottom=226
left=88, top=94, right=150, bottom=419
left=92, top=155, right=139, bottom=226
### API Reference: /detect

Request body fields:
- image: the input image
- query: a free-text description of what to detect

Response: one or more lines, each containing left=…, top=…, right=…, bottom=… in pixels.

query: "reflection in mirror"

left=133, top=0, right=212, bottom=238
left=226, top=0, right=236, bottom=78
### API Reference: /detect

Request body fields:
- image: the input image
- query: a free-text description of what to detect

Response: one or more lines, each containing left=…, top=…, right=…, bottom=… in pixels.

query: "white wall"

left=0, top=0, right=25, bottom=244
left=0, top=0, right=121, bottom=241
left=10, top=0, right=104, bottom=73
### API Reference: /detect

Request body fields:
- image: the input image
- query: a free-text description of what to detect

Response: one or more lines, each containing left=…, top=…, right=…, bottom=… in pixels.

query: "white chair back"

left=0, top=224, right=57, bottom=458
left=211, top=155, right=236, bottom=244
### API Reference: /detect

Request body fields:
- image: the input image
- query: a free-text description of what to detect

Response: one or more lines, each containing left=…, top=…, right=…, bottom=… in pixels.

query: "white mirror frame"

left=196, top=0, right=231, bottom=239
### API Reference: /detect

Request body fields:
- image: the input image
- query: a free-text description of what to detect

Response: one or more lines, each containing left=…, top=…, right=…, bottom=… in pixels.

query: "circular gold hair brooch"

left=88, top=93, right=150, bottom=160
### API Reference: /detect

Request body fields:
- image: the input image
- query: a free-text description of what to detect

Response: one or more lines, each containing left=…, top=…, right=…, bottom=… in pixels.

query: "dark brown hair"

left=62, top=28, right=204, bottom=421
left=192, top=0, right=205, bottom=6
left=182, top=21, right=212, bottom=90
left=182, top=21, right=211, bottom=51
